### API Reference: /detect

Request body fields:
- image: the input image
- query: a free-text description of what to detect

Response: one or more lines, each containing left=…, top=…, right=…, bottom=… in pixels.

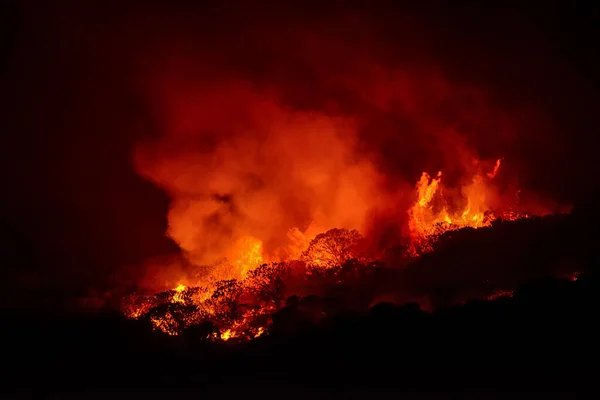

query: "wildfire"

left=172, top=284, right=186, bottom=303
left=408, top=158, right=511, bottom=253
left=229, top=235, right=264, bottom=278
left=221, top=329, right=235, bottom=341
left=122, top=271, right=276, bottom=339
left=120, top=155, right=545, bottom=339
left=105, top=13, right=576, bottom=343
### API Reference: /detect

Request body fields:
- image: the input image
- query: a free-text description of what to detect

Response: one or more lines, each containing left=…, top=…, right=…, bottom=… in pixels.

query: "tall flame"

left=408, top=158, right=503, bottom=246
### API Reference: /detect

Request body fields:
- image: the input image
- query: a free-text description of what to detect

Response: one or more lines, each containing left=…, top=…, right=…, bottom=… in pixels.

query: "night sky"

left=0, top=1, right=598, bottom=298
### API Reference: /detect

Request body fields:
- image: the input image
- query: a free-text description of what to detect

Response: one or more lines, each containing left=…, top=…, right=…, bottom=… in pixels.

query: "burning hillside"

left=407, top=158, right=538, bottom=254
left=122, top=56, right=567, bottom=340
left=5, top=2, right=600, bottom=393
left=121, top=154, right=558, bottom=338
left=132, top=76, right=561, bottom=287
left=115, top=9, right=571, bottom=339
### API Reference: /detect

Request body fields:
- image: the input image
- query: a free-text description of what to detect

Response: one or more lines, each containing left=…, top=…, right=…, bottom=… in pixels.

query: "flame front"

left=125, top=59, right=563, bottom=339
left=408, top=159, right=510, bottom=253
left=122, top=155, right=545, bottom=339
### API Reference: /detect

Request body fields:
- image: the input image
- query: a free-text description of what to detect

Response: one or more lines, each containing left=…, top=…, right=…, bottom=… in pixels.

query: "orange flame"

left=228, top=235, right=264, bottom=278
left=408, top=158, right=503, bottom=251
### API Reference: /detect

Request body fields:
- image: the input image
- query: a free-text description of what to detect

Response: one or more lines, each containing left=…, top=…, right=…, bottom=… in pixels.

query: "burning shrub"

left=245, top=262, right=291, bottom=310
left=120, top=292, right=157, bottom=319
left=301, top=228, right=364, bottom=271
left=122, top=213, right=563, bottom=339
left=145, top=303, right=203, bottom=336
left=209, top=279, right=245, bottom=323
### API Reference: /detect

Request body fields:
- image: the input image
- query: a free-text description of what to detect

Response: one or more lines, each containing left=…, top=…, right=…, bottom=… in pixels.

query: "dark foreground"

left=5, top=267, right=600, bottom=397
left=4, top=209, right=600, bottom=397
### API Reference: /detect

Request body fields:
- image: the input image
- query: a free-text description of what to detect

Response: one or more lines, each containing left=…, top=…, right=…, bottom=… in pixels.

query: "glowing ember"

left=487, top=290, right=514, bottom=301
left=172, top=284, right=186, bottom=303
left=221, top=329, right=235, bottom=341
left=151, top=313, right=178, bottom=336
left=567, top=272, right=580, bottom=282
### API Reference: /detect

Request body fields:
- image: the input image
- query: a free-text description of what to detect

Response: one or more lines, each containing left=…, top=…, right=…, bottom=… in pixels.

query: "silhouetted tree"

left=211, top=279, right=244, bottom=322
left=286, top=295, right=300, bottom=307
left=183, top=321, right=219, bottom=344
left=245, top=262, right=291, bottom=310
left=301, top=228, right=364, bottom=269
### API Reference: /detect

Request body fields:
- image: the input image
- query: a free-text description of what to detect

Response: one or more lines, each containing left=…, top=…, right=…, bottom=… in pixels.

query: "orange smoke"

left=134, top=82, right=389, bottom=285
left=128, top=19, right=567, bottom=289
left=132, top=74, right=564, bottom=288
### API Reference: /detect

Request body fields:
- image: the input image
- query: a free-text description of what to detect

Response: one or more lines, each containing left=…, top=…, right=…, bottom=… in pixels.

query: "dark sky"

left=0, top=1, right=599, bottom=295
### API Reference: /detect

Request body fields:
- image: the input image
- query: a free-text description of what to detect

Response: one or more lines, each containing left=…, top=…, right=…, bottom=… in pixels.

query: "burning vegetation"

left=6, top=3, right=600, bottom=392
left=407, top=158, right=534, bottom=255
left=117, top=14, right=571, bottom=341
left=121, top=156, right=549, bottom=339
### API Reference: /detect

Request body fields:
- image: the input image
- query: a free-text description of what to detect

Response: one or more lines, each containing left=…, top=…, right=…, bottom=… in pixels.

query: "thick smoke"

left=125, top=5, right=571, bottom=286
left=3, top=2, right=595, bottom=304
left=134, top=81, right=388, bottom=266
